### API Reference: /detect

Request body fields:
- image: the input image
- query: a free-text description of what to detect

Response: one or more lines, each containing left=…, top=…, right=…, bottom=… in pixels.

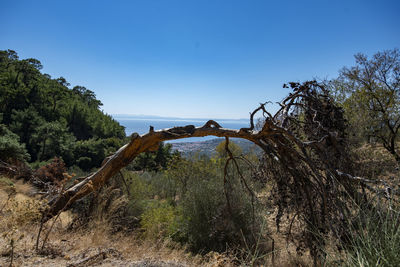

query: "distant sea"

left=113, top=115, right=250, bottom=143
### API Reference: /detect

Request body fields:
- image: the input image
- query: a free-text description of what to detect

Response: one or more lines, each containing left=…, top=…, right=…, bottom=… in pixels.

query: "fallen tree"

left=42, top=81, right=393, bottom=263
left=45, top=120, right=262, bottom=219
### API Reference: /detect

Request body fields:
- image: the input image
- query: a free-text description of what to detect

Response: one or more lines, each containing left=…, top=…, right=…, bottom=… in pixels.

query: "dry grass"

left=0, top=177, right=314, bottom=266
left=0, top=178, right=238, bottom=266
left=353, top=143, right=399, bottom=178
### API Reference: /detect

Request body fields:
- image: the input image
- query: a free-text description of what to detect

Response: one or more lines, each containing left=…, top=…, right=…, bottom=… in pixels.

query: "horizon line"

left=110, top=113, right=253, bottom=121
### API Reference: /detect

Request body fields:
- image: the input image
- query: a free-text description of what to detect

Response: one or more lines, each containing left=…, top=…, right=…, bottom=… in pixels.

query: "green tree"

left=0, top=124, right=30, bottom=162
left=329, top=48, right=400, bottom=162
left=33, top=121, right=76, bottom=163
left=74, top=137, right=123, bottom=171
left=9, top=107, right=45, bottom=161
left=0, top=50, right=42, bottom=124
left=129, top=142, right=178, bottom=172
left=72, top=86, right=102, bottom=108
left=215, top=139, right=243, bottom=158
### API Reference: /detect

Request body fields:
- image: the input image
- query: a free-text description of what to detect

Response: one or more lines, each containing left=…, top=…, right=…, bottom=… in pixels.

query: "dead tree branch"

left=42, top=81, right=382, bottom=264
left=45, top=122, right=262, bottom=220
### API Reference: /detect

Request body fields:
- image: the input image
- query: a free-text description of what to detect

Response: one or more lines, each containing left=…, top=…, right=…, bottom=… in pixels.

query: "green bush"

left=29, top=159, right=52, bottom=170
left=128, top=142, right=178, bottom=172
left=125, top=171, right=154, bottom=219
left=148, top=172, right=177, bottom=201
left=0, top=124, right=30, bottom=162
left=140, top=201, right=183, bottom=240
left=74, top=137, right=123, bottom=170
left=67, top=164, right=88, bottom=178
left=165, top=155, right=261, bottom=253
left=123, top=154, right=264, bottom=254
left=180, top=170, right=258, bottom=253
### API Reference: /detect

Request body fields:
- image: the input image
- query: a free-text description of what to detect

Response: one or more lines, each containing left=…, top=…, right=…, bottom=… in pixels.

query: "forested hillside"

left=0, top=50, right=125, bottom=170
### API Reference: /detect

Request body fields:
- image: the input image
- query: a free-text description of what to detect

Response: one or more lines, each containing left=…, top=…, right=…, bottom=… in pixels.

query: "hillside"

left=0, top=50, right=126, bottom=170
left=170, top=138, right=261, bottom=157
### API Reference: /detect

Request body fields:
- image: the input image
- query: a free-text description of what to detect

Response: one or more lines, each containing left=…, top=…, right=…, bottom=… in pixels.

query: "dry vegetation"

left=1, top=81, right=400, bottom=266
left=0, top=179, right=231, bottom=266
left=0, top=175, right=320, bottom=266
left=1, top=140, right=399, bottom=266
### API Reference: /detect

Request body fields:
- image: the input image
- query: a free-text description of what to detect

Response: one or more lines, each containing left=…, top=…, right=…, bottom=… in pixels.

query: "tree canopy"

left=0, top=49, right=126, bottom=169
left=329, top=48, right=400, bottom=162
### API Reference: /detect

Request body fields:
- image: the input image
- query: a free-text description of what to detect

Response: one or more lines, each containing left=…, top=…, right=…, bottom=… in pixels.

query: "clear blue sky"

left=1, top=0, right=399, bottom=119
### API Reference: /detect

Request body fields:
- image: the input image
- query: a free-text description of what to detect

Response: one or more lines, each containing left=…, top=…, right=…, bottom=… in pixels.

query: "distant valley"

left=170, top=138, right=261, bottom=157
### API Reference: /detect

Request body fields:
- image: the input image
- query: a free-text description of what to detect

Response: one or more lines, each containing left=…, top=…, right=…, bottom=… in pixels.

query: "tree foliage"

left=329, top=48, right=400, bottom=162
left=215, top=139, right=243, bottom=158
left=128, top=142, right=179, bottom=172
left=0, top=49, right=126, bottom=168
left=0, top=124, right=30, bottom=163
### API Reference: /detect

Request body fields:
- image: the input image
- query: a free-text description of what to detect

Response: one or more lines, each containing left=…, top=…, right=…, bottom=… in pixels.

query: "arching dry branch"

left=43, top=81, right=389, bottom=263
left=45, top=122, right=263, bottom=219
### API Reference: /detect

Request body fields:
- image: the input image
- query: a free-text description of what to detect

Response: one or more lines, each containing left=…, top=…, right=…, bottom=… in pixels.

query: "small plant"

left=0, top=184, right=43, bottom=266
left=239, top=219, right=275, bottom=266
left=0, top=176, right=16, bottom=212
left=0, top=176, right=14, bottom=187
left=2, top=226, right=24, bottom=266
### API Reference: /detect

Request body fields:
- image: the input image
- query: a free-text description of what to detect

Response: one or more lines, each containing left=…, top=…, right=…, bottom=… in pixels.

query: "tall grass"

left=343, top=200, right=400, bottom=267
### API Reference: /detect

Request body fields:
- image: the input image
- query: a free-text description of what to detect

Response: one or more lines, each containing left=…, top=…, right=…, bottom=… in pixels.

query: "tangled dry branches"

left=42, top=81, right=394, bottom=264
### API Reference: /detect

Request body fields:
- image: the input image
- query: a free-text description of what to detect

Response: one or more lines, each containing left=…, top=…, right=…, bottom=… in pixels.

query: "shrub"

left=125, top=171, right=154, bottom=218
left=180, top=171, right=259, bottom=253
left=128, top=142, right=177, bottom=172
left=0, top=124, right=30, bottom=163
left=97, top=155, right=265, bottom=255
left=140, top=201, right=183, bottom=240
left=74, top=137, right=123, bottom=171
left=34, top=157, right=67, bottom=185
left=0, top=196, right=44, bottom=234
left=0, top=176, right=16, bottom=208
left=0, top=176, right=14, bottom=187
left=148, top=171, right=177, bottom=201
left=76, top=156, right=92, bottom=170
left=160, top=155, right=263, bottom=253
left=0, top=197, right=44, bottom=266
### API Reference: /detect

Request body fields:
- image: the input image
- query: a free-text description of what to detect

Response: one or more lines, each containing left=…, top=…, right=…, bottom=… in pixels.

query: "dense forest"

left=1, top=49, right=400, bottom=266
left=0, top=49, right=126, bottom=170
